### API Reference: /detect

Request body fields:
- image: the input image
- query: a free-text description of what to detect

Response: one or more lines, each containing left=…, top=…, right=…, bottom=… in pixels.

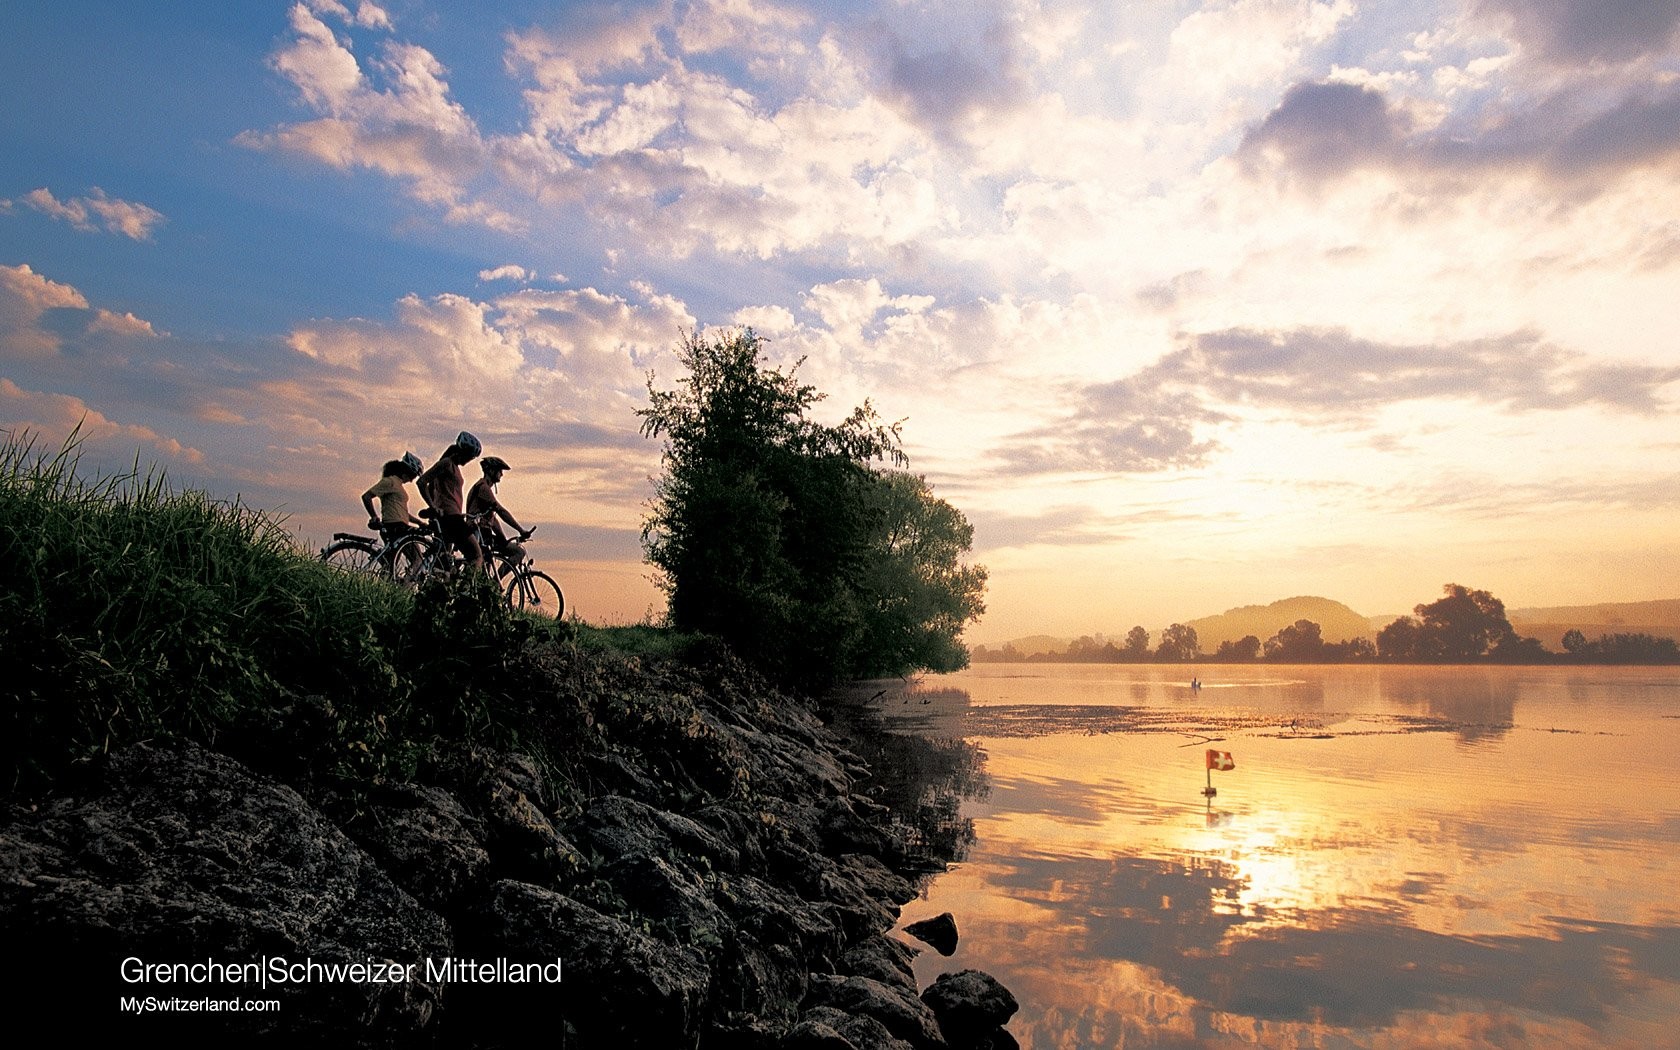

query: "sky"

left=2, top=0, right=1677, bottom=645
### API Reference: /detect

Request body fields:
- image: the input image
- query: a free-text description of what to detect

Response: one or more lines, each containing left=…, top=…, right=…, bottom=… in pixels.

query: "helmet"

left=481, top=456, right=510, bottom=472
left=455, top=431, right=482, bottom=456
left=401, top=451, right=423, bottom=474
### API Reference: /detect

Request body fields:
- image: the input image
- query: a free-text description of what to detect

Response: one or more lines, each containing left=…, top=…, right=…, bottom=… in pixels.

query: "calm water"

left=859, top=664, right=1680, bottom=1050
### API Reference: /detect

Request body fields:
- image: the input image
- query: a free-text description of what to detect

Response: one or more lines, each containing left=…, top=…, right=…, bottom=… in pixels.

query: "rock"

left=423, top=746, right=581, bottom=882
left=468, top=879, right=710, bottom=1047
left=837, top=934, right=921, bottom=993
left=570, top=794, right=743, bottom=872
left=715, top=872, right=842, bottom=963
left=0, top=741, right=449, bottom=1042
left=782, top=1017, right=861, bottom=1050
left=804, top=974, right=947, bottom=1049
left=903, top=913, right=959, bottom=956
left=816, top=797, right=894, bottom=856
left=793, top=1006, right=918, bottom=1050
left=329, top=781, right=492, bottom=911
left=920, top=970, right=1019, bottom=1050
left=599, top=851, right=728, bottom=945
left=836, top=852, right=919, bottom=906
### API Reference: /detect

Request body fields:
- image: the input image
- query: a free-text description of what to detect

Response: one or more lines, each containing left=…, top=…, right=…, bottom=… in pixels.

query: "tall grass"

left=0, top=429, right=415, bottom=795
left=0, top=430, right=755, bottom=809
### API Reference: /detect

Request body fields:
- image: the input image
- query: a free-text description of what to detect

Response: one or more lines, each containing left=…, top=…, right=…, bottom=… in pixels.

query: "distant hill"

left=1506, top=598, right=1680, bottom=650
left=984, top=634, right=1071, bottom=657
left=976, top=595, right=1680, bottom=659
left=1186, top=596, right=1373, bottom=652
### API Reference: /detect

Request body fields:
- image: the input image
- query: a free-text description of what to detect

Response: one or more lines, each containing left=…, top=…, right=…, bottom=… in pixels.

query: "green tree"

left=848, top=470, right=988, bottom=677
left=639, top=328, right=985, bottom=686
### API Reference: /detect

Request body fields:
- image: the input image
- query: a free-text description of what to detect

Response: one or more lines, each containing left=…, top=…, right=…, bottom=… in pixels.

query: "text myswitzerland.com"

left=121, top=997, right=281, bottom=1014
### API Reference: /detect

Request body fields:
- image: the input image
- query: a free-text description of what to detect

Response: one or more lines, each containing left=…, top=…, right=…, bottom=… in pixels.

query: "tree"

left=848, top=470, right=988, bottom=677
left=1325, top=636, right=1377, bottom=661
left=1156, top=623, right=1200, bottom=662
left=1216, top=635, right=1261, bottom=661
left=1264, top=619, right=1325, bottom=662
left=639, top=328, right=985, bottom=686
left=1413, top=584, right=1515, bottom=660
left=1123, top=626, right=1151, bottom=660
left=1377, top=615, right=1422, bottom=660
left=1561, top=629, right=1588, bottom=654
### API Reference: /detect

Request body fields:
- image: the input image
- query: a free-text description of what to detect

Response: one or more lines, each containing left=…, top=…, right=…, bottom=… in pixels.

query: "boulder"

left=329, top=781, right=492, bottom=911
left=804, top=974, right=946, bottom=1049
left=920, top=970, right=1019, bottom=1050
left=599, top=851, right=727, bottom=945
left=837, top=934, right=921, bottom=993
left=468, top=878, right=710, bottom=1047
left=903, top=913, right=959, bottom=956
left=570, top=794, right=743, bottom=872
left=791, top=1006, right=918, bottom=1050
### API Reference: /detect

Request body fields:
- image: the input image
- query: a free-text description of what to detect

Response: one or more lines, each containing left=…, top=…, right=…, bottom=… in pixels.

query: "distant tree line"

left=973, top=583, right=1680, bottom=665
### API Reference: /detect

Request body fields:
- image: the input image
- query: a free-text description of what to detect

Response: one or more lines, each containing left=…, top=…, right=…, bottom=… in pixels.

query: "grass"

left=0, top=429, right=758, bottom=805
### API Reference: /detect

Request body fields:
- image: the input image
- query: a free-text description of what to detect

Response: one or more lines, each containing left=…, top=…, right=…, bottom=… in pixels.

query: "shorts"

left=439, top=514, right=482, bottom=561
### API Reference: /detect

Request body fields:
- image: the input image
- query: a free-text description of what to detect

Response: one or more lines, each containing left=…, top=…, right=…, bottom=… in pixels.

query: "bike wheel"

left=321, top=539, right=378, bottom=575
left=507, top=569, right=564, bottom=619
left=389, top=533, right=441, bottom=588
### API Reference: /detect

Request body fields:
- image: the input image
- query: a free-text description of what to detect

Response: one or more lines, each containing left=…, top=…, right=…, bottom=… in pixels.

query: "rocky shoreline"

left=0, top=651, right=1013, bottom=1048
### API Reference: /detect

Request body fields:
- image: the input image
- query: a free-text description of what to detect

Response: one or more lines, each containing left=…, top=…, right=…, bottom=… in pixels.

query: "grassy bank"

left=0, top=432, right=742, bottom=804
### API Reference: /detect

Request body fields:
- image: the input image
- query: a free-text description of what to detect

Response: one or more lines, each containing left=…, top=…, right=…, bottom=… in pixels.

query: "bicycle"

left=405, top=511, right=566, bottom=620
left=319, top=524, right=431, bottom=586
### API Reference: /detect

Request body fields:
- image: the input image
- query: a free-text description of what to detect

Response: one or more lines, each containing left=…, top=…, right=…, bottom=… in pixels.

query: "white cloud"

left=478, top=264, right=532, bottom=283
left=89, top=309, right=162, bottom=338
left=0, top=263, right=89, bottom=357
left=6, top=187, right=165, bottom=240
left=242, top=3, right=525, bottom=231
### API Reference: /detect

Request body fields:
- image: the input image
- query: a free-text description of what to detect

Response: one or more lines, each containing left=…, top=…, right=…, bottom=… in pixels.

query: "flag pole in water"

left=1203, top=748, right=1235, bottom=798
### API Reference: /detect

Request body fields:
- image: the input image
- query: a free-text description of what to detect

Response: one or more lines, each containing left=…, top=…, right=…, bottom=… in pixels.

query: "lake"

left=848, top=663, right=1680, bottom=1049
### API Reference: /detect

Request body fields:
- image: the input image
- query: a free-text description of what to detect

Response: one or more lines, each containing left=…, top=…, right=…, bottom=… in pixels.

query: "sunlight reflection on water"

left=855, top=664, right=1680, bottom=1050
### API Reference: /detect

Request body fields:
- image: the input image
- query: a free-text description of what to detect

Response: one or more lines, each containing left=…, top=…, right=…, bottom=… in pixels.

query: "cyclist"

left=417, top=431, right=484, bottom=570
left=467, top=455, right=534, bottom=569
left=360, top=451, right=425, bottom=572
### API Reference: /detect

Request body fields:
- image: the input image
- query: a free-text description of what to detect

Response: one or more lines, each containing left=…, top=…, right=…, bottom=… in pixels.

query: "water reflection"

left=1381, top=669, right=1517, bottom=744
left=826, top=682, right=989, bottom=873
left=857, top=665, right=1680, bottom=1049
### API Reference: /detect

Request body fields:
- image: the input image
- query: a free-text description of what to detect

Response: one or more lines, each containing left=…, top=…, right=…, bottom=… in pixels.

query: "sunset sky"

left=3, top=0, right=1677, bottom=643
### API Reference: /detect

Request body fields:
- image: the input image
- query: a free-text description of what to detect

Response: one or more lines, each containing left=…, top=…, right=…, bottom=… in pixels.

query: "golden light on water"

left=883, top=664, right=1680, bottom=1048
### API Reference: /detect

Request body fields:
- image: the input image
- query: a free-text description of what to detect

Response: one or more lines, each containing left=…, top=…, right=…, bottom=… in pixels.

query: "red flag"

left=1206, top=749, right=1235, bottom=771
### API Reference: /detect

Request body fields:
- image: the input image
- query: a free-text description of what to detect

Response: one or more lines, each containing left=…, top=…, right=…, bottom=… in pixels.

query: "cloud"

left=1237, top=80, right=1403, bottom=181
left=4, top=187, right=165, bottom=240
left=1179, top=327, right=1680, bottom=415
left=88, top=309, right=161, bottom=338
left=304, top=0, right=391, bottom=31
left=995, top=381, right=1228, bottom=477
left=0, top=378, right=204, bottom=464
left=987, top=324, right=1680, bottom=478
left=1240, top=69, right=1680, bottom=191
left=240, top=3, right=524, bottom=231
left=1473, top=0, right=1680, bottom=67
left=478, top=264, right=532, bottom=283
left=0, top=263, right=89, bottom=357
left=866, top=20, right=1032, bottom=139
